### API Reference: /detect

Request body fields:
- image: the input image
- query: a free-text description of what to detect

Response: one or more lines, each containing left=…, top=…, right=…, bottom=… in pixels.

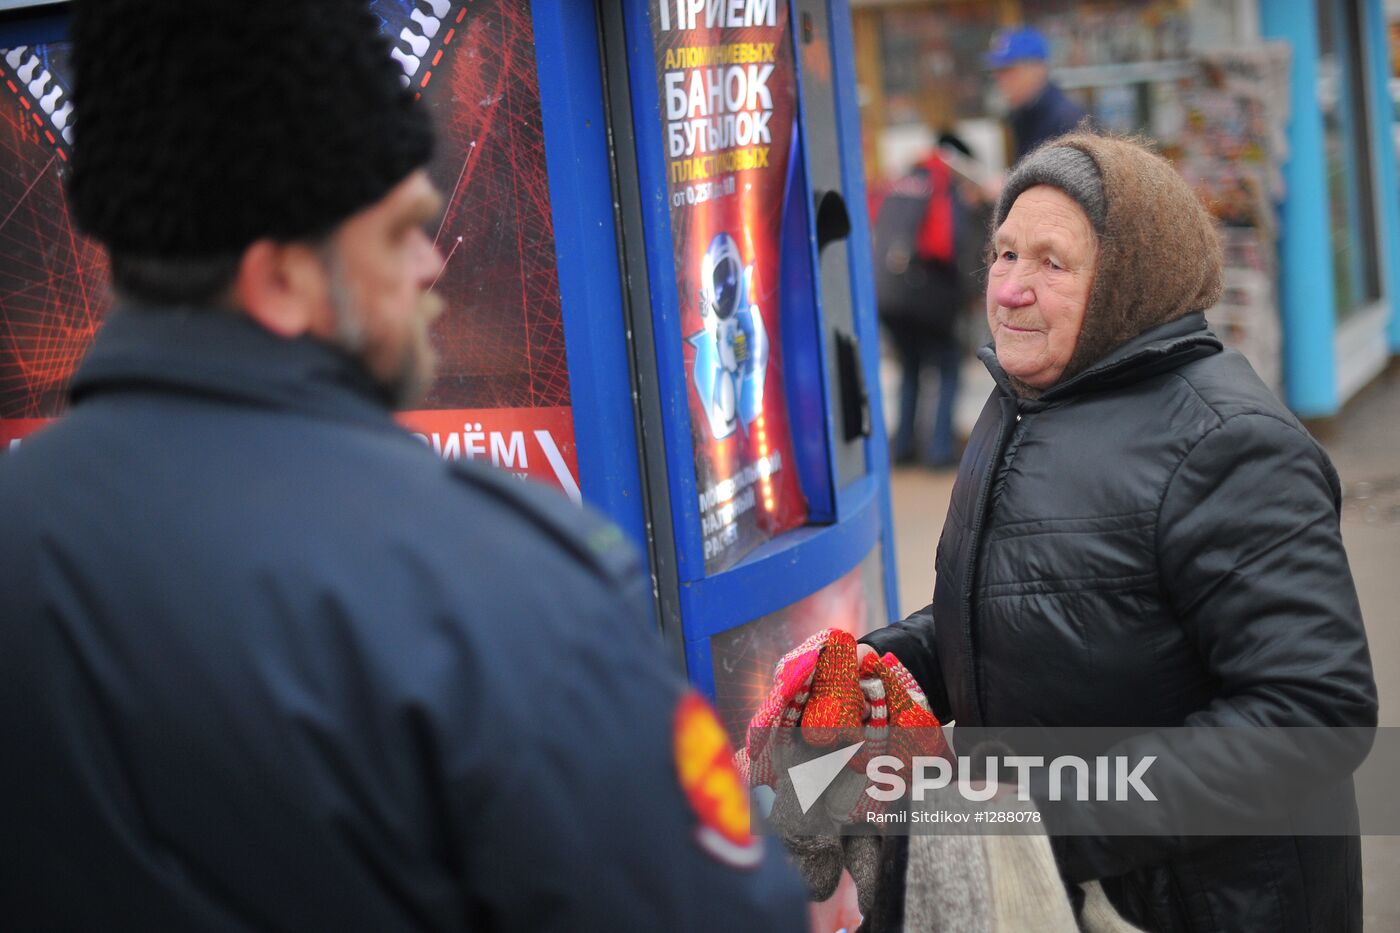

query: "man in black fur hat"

left=0, top=3, right=806, bottom=930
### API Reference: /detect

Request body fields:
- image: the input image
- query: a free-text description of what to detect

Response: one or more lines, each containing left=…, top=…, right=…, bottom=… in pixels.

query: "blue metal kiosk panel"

left=674, top=515, right=879, bottom=697
left=532, top=0, right=653, bottom=577
left=777, top=129, right=840, bottom=523
left=0, top=4, right=67, bottom=49
left=828, top=0, right=899, bottom=618
left=1261, top=0, right=1340, bottom=417
left=619, top=0, right=709, bottom=586
left=784, top=45, right=842, bottom=523
left=678, top=472, right=882, bottom=637
left=680, top=476, right=884, bottom=699
left=615, top=0, right=897, bottom=699
left=1362, top=0, right=1400, bottom=355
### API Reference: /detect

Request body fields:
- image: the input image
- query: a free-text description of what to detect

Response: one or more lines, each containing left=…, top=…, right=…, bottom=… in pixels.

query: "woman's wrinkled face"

left=986, top=185, right=1097, bottom=389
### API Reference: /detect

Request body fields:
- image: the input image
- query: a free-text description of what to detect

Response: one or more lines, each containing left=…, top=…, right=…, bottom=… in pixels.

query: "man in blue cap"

left=985, top=27, right=1088, bottom=163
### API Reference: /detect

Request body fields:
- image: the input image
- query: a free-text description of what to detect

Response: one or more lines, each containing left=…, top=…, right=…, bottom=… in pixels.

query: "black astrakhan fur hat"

left=66, top=0, right=434, bottom=257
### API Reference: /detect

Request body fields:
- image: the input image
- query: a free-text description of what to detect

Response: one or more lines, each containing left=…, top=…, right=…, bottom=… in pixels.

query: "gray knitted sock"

left=902, top=789, right=994, bottom=932
left=770, top=774, right=843, bottom=901
left=904, top=830, right=993, bottom=933
left=782, top=833, right=843, bottom=902
left=1080, top=881, right=1146, bottom=933
left=984, top=830, right=1078, bottom=931
left=841, top=834, right=882, bottom=916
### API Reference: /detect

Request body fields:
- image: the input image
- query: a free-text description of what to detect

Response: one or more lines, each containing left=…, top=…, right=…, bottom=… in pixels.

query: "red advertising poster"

left=0, top=41, right=101, bottom=441
left=0, top=2, right=579, bottom=497
left=648, top=0, right=808, bottom=572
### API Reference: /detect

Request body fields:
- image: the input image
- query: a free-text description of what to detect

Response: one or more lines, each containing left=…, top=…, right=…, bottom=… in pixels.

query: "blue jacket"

left=1009, top=81, right=1088, bottom=163
left=0, top=308, right=806, bottom=931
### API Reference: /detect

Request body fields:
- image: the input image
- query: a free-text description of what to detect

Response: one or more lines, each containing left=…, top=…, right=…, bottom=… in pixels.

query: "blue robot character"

left=688, top=232, right=769, bottom=440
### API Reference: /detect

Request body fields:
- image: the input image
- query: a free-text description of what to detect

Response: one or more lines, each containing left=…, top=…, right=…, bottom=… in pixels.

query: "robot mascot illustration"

left=688, top=232, right=769, bottom=440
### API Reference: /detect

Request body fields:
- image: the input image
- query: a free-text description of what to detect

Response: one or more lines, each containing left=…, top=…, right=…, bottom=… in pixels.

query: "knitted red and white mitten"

left=742, top=630, right=826, bottom=789
left=880, top=653, right=948, bottom=763
left=882, top=652, right=933, bottom=713
left=799, top=630, right=864, bottom=747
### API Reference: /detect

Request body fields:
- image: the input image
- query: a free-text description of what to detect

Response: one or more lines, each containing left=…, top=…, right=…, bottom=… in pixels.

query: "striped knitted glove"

left=799, top=629, right=864, bottom=747
left=743, top=628, right=868, bottom=791
left=741, top=630, right=827, bottom=789
left=880, top=653, right=949, bottom=763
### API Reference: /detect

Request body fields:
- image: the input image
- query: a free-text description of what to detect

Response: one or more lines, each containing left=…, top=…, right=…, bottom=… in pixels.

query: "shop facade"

left=852, top=0, right=1400, bottom=417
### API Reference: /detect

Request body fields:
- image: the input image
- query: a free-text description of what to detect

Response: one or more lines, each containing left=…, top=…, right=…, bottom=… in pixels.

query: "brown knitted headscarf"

left=991, top=133, right=1223, bottom=397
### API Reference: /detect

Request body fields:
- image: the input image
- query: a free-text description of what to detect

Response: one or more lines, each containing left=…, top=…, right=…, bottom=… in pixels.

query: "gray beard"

left=326, top=261, right=368, bottom=355
left=320, top=246, right=436, bottom=410
left=325, top=257, right=418, bottom=408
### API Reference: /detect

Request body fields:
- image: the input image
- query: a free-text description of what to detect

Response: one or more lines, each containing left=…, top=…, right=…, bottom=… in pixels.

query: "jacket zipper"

left=960, top=396, right=1022, bottom=724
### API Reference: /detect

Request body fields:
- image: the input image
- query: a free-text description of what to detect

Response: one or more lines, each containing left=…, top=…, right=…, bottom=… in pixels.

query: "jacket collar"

left=979, top=312, right=1222, bottom=408
left=1012, top=80, right=1065, bottom=120
left=70, top=305, right=400, bottom=430
left=1011, top=83, right=1049, bottom=119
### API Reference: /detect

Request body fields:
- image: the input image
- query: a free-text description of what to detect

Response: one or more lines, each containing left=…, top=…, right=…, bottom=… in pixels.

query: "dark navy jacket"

left=865, top=315, right=1376, bottom=931
left=1009, top=81, right=1088, bottom=162
left=0, top=308, right=806, bottom=932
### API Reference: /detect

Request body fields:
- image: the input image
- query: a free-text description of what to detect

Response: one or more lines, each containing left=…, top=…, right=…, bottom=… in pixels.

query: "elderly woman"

left=860, top=134, right=1377, bottom=931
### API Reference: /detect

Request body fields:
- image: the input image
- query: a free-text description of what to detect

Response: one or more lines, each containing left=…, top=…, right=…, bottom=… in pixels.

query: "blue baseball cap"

left=984, top=27, right=1050, bottom=69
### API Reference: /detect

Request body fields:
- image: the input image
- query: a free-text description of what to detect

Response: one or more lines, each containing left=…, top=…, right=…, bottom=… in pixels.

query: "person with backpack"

left=873, top=135, right=972, bottom=468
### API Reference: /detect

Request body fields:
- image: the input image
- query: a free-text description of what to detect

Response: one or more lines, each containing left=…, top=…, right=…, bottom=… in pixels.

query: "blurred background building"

left=855, top=0, right=1400, bottom=423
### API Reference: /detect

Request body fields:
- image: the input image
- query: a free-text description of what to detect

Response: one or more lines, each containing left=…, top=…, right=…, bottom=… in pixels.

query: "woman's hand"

left=855, top=643, right=879, bottom=722
left=856, top=642, right=877, bottom=670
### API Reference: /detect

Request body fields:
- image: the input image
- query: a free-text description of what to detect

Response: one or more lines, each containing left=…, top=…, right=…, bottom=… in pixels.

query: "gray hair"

left=108, top=251, right=243, bottom=306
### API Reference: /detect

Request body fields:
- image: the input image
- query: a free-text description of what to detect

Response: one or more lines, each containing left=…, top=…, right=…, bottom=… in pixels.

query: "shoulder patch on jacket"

left=674, top=691, right=764, bottom=869
left=444, top=457, right=641, bottom=586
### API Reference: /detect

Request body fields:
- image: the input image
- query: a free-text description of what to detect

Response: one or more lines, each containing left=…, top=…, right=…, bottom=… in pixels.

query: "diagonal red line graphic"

left=0, top=154, right=55, bottom=235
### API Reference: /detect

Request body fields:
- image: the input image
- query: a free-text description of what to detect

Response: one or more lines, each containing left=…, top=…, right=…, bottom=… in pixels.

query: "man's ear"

left=233, top=240, right=330, bottom=338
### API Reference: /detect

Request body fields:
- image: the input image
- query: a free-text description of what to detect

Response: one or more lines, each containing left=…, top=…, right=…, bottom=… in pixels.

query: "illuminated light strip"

left=754, top=413, right=776, bottom=512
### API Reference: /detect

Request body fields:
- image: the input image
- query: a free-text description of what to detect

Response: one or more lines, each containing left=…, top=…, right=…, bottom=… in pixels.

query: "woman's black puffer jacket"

left=864, top=313, right=1377, bottom=932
